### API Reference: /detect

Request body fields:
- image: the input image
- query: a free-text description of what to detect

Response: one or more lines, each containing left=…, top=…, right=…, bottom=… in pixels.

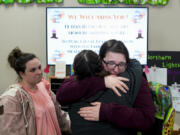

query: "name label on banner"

left=147, top=51, right=180, bottom=85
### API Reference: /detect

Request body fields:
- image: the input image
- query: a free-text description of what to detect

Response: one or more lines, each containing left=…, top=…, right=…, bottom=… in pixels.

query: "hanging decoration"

left=77, top=0, right=169, bottom=5
left=78, top=0, right=101, bottom=4
left=17, top=0, right=32, bottom=3
left=0, top=0, right=62, bottom=4
left=36, top=0, right=62, bottom=4
left=0, top=0, right=14, bottom=4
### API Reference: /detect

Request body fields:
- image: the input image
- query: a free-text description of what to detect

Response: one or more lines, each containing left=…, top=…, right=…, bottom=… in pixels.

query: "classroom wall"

left=0, top=2, right=179, bottom=86
left=0, top=0, right=180, bottom=127
left=0, top=0, right=180, bottom=94
left=0, top=0, right=179, bottom=94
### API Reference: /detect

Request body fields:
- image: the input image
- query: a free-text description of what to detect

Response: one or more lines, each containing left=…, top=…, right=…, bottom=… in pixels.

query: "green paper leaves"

left=0, top=0, right=62, bottom=4
left=78, top=0, right=169, bottom=5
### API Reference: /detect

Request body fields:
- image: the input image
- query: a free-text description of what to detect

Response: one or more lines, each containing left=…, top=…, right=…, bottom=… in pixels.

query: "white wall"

left=0, top=1, right=180, bottom=94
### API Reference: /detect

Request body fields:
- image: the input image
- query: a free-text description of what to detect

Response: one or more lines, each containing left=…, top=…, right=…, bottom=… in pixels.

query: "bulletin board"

left=147, top=51, right=180, bottom=85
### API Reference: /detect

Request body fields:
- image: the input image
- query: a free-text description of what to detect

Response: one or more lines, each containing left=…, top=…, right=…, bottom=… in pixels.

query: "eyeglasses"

left=103, top=60, right=127, bottom=70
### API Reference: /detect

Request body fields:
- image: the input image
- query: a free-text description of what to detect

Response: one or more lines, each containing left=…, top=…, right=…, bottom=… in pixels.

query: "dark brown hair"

left=73, top=50, right=108, bottom=80
left=8, top=47, right=37, bottom=78
left=99, top=39, right=130, bottom=63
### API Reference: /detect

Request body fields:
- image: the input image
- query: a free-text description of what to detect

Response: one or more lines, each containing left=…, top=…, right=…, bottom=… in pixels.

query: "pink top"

left=21, top=79, right=61, bottom=135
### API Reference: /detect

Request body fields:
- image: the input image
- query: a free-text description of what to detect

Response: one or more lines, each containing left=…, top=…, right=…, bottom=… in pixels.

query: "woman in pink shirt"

left=0, top=47, right=71, bottom=135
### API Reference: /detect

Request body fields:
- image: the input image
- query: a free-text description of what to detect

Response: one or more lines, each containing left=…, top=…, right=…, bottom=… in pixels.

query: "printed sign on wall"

left=147, top=51, right=180, bottom=85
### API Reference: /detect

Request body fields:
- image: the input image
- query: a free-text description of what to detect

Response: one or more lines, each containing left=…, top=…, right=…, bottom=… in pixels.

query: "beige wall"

left=1, top=0, right=180, bottom=93
left=0, top=0, right=180, bottom=125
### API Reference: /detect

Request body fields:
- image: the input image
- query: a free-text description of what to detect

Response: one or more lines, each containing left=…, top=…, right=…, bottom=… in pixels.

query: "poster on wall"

left=147, top=51, right=180, bottom=85
left=46, top=7, right=148, bottom=65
